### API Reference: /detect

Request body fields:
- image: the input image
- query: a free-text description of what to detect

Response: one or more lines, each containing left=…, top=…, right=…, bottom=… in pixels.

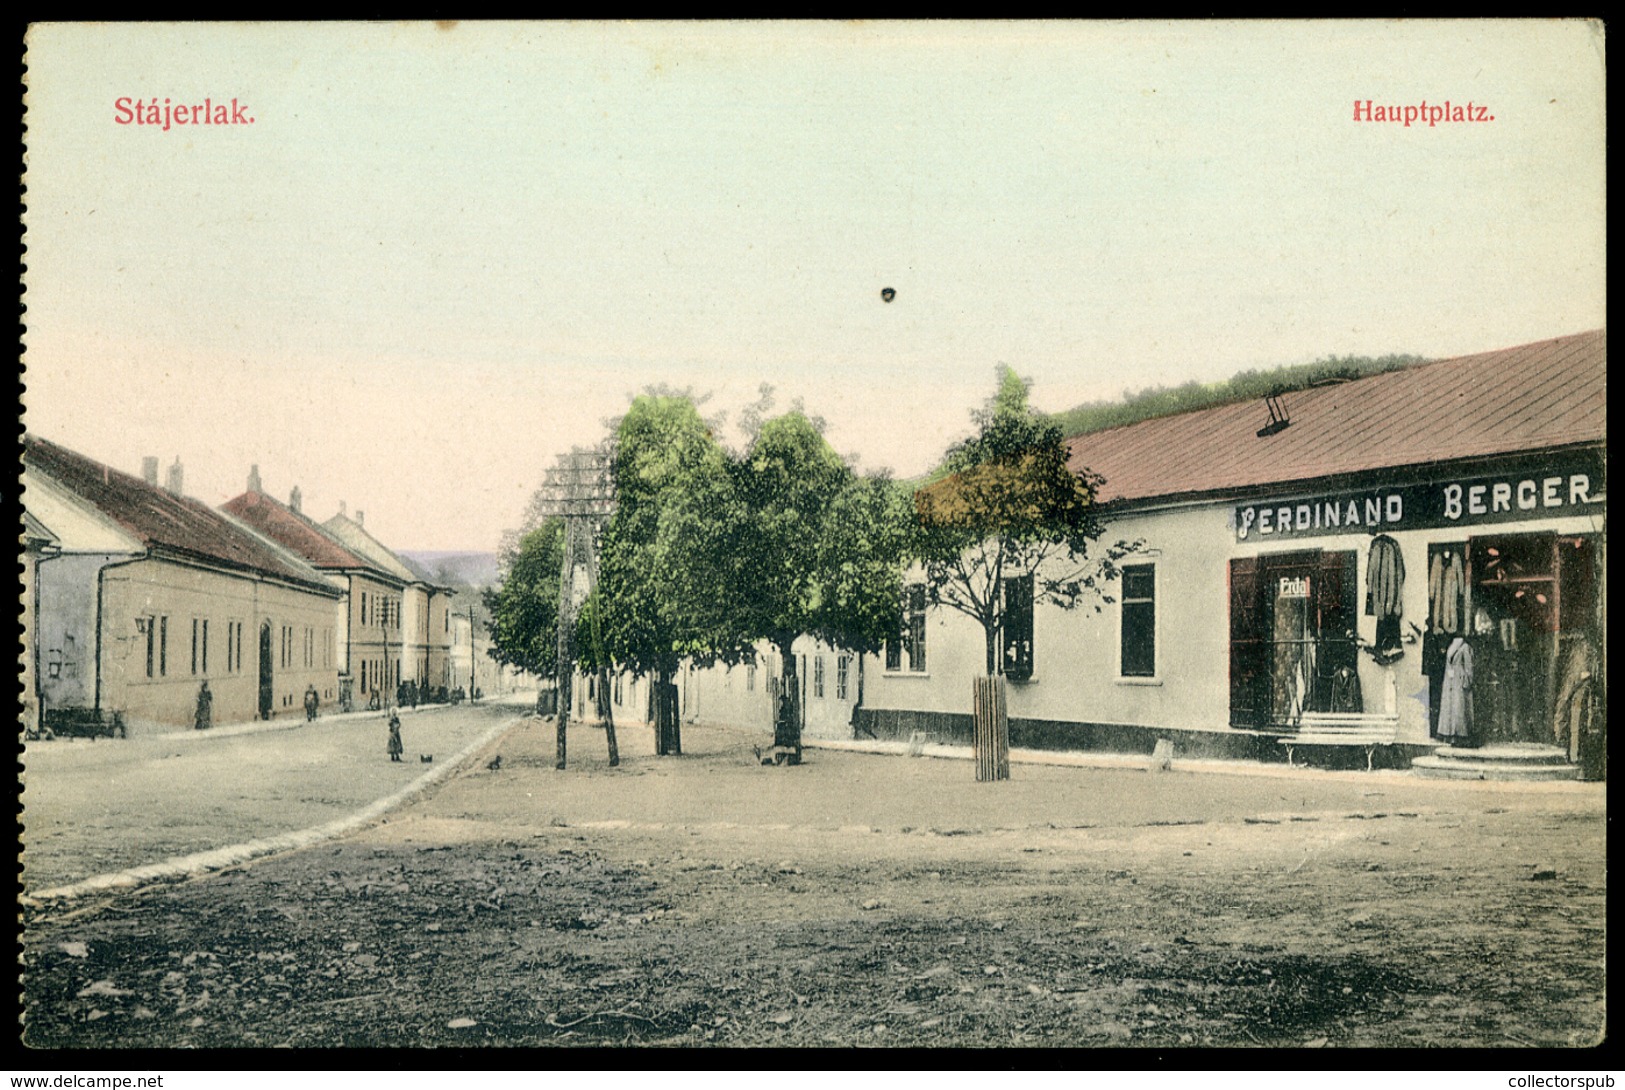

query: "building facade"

left=23, top=438, right=343, bottom=733
left=321, top=511, right=449, bottom=702
left=667, top=331, right=1606, bottom=777
left=849, top=330, right=1606, bottom=774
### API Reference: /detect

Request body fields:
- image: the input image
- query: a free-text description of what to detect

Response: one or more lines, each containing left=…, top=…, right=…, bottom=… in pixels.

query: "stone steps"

left=1412, top=742, right=1579, bottom=781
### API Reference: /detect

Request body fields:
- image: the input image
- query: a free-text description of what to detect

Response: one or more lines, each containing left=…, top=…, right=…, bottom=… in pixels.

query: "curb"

left=798, top=736, right=1601, bottom=792
left=23, top=712, right=532, bottom=907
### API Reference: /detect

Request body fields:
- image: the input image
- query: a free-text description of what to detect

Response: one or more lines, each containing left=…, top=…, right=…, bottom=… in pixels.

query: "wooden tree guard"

left=973, top=676, right=1010, bottom=782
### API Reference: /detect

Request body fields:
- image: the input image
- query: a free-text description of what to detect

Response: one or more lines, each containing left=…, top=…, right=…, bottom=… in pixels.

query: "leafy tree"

left=575, top=393, right=745, bottom=753
left=482, top=519, right=566, bottom=679
left=732, top=411, right=910, bottom=749
left=914, top=365, right=1140, bottom=677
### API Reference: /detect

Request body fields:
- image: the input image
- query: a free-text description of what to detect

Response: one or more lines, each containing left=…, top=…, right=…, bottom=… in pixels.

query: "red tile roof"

left=22, top=436, right=340, bottom=594
left=221, top=490, right=372, bottom=571
left=1066, top=329, right=1606, bottom=505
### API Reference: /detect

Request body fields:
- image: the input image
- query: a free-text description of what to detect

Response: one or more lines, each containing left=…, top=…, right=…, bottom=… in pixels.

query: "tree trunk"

left=984, top=624, right=999, bottom=678
left=973, top=675, right=1010, bottom=782
left=654, top=666, right=680, bottom=756
left=667, top=679, right=682, bottom=755
left=598, top=665, right=619, bottom=767
left=775, top=639, right=802, bottom=751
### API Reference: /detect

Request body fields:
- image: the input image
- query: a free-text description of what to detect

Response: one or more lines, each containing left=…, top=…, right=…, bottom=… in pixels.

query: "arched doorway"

left=259, top=622, right=274, bottom=720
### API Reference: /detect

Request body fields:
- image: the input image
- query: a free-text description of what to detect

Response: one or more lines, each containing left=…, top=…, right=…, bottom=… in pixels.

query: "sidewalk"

left=791, top=730, right=1598, bottom=794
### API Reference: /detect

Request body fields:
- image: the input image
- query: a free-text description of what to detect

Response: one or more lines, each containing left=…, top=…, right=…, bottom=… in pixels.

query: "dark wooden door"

left=258, top=623, right=274, bottom=720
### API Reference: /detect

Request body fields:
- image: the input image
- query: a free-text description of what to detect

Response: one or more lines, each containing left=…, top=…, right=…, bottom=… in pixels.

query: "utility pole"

left=534, top=446, right=616, bottom=770
left=468, top=601, right=477, bottom=704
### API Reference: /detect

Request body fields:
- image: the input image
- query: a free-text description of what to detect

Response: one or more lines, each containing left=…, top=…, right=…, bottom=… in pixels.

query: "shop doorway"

left=1463, top=532, right=1600, bottom=751
left=258, top=622, right=274, bottom=720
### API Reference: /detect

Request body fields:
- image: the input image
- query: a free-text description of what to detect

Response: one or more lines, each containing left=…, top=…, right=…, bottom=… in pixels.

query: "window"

left=745, top=651, right=757, bottom=692
left=813, top=655, right=825, bottom=699
left=234, top=621, right=243, bottom=673
left=836, top=655, right=850, bottom=700
left=1228, top=550, right=1358, bottom=727
left=191, top=619, right=200, bottom=675
left=362, top=593, right=369, bottom=627
left=886, top=585, right=928, bottom=672
left=145, top=616, right=156, bottom=678
left=1002, top=574, right=1034, bottom=680
left=201, top=619, right=209, bottom=675
left=1120, top=564, right=1156, bottom=678
left=159, top=616, right=168, bottom=676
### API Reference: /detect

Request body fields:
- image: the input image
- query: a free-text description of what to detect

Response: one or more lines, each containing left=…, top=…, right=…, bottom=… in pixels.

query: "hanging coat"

left=1365, top=535, right=1406, bottom=620
left=1428, top=550, right=1466, bottom=634
left=1437, top=637, right=1474, bottom=743
left=1553, top=639, right=1596, bottom=750
left=1331, top=666, right=1363, bottom=714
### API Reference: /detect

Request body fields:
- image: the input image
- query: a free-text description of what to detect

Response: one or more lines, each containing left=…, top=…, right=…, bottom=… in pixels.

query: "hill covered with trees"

left=1047, top=352, right=1427, bottom=441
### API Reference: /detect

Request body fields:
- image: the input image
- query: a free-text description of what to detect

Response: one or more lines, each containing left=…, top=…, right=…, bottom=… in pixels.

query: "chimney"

left=339, top=500, right=347, bottom=517
left=141, top=457, right=159, bottom=487
left=164, top=457, right=184, bottom=495
left=248, top=464, right=263, bottom=493
left=357, top=510, right=365, bottom=528
left=289, top=485, right=302, bottom=514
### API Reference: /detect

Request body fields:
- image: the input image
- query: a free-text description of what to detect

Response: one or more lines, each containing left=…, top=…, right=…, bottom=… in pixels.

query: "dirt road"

left=22, top=699, right=524, bottom=891
left=21, top=716, right=1606, bottom=1049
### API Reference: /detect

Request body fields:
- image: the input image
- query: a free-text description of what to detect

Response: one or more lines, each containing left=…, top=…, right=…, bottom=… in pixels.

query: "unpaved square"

left=21, top=716, right=1606, bottom=1048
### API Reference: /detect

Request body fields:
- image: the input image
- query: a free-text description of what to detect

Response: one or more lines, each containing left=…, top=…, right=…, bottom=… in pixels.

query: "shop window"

left=1228, top=550, right=1357, bottom=728
left=886, top=585, right=928, bottom=672
left=1002, top=574, right=1035, bottom=680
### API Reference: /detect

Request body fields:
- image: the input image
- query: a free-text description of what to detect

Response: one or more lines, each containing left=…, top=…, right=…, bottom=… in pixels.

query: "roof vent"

left=141, top=457, right=160, bottom=486
left=1256, top=392, right=1292, bottom=438
left=164, top=457, right=184, bottom=495
left=290, top=485, right=303, bottom=514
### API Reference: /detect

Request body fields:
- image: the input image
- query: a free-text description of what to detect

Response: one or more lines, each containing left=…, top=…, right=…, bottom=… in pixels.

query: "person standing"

left=304, top=684, right=320, bottom=722
left=194, top=681, right=213, bottom=731
left=387, top=712, right=403, bottom=762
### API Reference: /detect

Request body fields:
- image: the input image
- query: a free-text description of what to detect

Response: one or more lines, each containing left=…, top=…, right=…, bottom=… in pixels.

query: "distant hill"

left=398, top=550, right=501, bottom=589
left=911, top=351, right=1429, bottom=488
left=1047, top=352, right=1427, bottom=442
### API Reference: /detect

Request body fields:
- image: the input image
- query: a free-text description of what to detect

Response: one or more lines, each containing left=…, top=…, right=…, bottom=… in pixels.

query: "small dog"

left=419, top=754, right=433, bottom=763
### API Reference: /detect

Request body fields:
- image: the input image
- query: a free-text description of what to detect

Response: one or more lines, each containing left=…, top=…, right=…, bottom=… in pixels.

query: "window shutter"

left=1002, top=574, right=1034, bottom=680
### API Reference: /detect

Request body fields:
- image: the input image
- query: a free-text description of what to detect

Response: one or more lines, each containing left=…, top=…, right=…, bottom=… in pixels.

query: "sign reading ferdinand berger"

left=1232, top=454, right=1606, bottom=542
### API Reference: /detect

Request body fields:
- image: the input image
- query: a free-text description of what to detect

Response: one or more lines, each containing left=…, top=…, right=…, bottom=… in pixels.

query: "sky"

left=22, top=21, right=1607, bottom=552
